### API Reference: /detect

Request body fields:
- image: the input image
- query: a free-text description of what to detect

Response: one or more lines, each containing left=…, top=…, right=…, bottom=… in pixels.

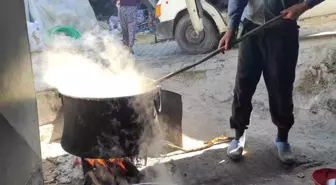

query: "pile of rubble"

left=296, top=41, right=336, bottom=95
left=295, top=39, right=336, bottom=114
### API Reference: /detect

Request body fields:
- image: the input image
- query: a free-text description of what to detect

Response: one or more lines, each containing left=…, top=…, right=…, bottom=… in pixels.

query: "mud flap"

left=185, top=0, right=204, bottom=33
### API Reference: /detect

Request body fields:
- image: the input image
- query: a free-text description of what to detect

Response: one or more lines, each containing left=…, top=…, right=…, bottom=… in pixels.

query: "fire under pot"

left=58, top=77, right=183, bottom=184
left=81, top=157, right=142, bottom=185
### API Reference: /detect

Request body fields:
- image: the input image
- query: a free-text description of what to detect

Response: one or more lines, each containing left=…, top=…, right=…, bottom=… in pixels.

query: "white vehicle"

left=155, top=0, right=229, bottom=54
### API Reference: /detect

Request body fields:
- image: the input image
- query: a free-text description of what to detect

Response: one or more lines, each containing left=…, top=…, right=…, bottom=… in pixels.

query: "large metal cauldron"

left=60, top=78, right=160, bottom=159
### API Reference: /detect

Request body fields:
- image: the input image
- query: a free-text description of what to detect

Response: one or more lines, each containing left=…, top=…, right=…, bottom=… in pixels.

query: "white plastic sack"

left=27, top=21, right=46, bottom=52
left=28, top=0, right=97, bottom=32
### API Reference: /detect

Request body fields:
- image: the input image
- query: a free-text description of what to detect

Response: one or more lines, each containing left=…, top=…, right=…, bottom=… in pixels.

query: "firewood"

left=164, top=135, right=233, bottom=155
left=87, top=171, right=102, bottom=185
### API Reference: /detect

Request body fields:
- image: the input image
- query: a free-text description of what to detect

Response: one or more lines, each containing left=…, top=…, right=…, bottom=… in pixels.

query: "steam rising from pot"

left=42, top=31, right=154, bottom=98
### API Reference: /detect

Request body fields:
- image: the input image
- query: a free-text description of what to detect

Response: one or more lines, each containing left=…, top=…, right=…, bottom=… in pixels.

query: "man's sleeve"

left=305, top=0, right=325, bottom=8
left=227, top=0, right=248, bottom=30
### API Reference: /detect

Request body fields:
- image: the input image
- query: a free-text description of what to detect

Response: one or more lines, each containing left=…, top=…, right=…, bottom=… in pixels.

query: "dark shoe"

left=274, top=139, right=294, bottom=164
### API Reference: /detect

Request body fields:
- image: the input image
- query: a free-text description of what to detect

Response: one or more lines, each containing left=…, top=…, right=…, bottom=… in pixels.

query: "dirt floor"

left=36, top=17, right=336, bottom=185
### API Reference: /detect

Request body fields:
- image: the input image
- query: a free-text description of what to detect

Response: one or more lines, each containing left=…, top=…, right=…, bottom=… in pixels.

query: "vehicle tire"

left=175, top=14, right=218, bottom=55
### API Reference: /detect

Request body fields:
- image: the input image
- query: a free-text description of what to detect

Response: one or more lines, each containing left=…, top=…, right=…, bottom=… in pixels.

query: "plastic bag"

left=27, top=21, right=46, bottom=52
left=28, top=0, right=97, bottom=32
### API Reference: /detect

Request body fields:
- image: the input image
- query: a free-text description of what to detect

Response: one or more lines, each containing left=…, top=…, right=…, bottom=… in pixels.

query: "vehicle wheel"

left=175, top=14, right=218, bottom=55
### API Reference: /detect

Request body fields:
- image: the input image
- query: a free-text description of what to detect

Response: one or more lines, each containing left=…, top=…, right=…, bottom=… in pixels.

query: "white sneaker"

left=274, top=139, right=294, bottom=164
left=227, top=132, right=246, bottom=160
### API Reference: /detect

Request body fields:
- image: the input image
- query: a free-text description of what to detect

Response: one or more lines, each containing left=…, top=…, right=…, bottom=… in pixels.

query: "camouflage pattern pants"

left=118, top=6, right=137, bottom=48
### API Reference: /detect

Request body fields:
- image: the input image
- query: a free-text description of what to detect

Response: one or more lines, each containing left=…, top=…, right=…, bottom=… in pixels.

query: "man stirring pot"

left=218, top=0, right=324, bottom=163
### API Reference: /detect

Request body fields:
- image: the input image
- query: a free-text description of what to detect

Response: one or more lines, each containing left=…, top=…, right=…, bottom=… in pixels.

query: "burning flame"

left=86, top=158, right=127, bottom=172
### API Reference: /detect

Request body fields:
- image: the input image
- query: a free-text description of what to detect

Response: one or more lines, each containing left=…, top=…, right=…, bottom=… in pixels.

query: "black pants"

left=230, top=19, right=299, bottom=137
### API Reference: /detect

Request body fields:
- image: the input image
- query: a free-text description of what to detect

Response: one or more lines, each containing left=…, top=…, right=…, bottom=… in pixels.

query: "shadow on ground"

left=141, top=135, right=323, bottom=185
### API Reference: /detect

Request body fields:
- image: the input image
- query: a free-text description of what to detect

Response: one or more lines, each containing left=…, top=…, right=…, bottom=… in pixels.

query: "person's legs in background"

left=127, top=6, right=137, bottom=54
left=118, top=6, right=129, bottom=47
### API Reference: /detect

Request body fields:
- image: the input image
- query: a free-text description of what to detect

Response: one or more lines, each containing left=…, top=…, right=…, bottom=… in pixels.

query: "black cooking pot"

left=59, top=78, right=160, bottom=159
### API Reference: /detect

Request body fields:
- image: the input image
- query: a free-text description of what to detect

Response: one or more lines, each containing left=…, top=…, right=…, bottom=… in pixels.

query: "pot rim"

left=58, top=77, right=161, bottom=100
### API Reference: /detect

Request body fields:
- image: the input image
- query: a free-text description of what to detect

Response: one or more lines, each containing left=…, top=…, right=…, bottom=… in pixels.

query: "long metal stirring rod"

left=151, top=15, right=284, bottom=86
